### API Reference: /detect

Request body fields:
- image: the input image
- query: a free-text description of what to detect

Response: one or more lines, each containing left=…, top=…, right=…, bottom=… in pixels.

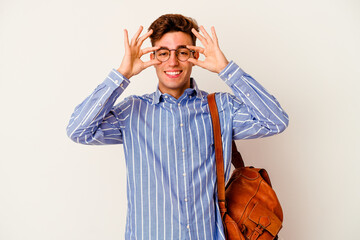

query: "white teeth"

left=165, top=71, right=181, bottom=75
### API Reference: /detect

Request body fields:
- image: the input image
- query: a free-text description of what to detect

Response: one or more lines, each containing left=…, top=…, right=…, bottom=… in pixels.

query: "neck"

left=158, top=79, right=192, bottom=99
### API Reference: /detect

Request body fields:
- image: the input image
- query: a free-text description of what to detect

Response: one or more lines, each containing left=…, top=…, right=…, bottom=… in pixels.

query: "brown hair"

left=148, top=14, right=199, bottom=46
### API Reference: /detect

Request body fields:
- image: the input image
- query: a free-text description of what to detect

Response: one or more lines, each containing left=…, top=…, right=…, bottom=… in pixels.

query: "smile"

left=165, top=71, right=182, bottom=76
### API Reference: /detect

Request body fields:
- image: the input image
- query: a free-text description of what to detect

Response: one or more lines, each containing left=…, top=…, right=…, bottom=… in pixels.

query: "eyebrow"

left=158, top=45, right=187, bottom=50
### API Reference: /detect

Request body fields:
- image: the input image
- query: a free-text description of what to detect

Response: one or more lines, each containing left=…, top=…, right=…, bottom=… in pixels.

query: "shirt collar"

left=151, top=78, right=203, bottom=105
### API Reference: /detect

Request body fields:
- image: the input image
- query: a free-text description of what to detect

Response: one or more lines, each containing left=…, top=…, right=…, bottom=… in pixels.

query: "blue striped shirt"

left=66, top=61, right=289, bottom=240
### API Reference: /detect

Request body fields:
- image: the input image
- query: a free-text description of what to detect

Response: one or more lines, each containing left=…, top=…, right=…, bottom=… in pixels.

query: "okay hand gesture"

left=117, top=26, right=160, bottom=79
left=187, top=26, right=229, bottom=74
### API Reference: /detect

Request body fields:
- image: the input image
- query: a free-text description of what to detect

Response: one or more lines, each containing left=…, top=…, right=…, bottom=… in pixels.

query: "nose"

left=168, top=51, right=179, bottom=66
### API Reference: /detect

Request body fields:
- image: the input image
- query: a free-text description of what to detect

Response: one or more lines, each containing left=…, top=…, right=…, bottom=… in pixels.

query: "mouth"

left=165, top=70, right=183, bottom=78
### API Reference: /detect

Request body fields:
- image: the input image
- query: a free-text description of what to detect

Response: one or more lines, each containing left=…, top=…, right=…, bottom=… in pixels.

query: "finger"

left=130, top=26, right=143, bottom=45
left=143, top=59, right=161, bottom=69
left=200, top=26, right=213, bottom=44
left=186, top=45, right=205, bottom=54
left=192, top=28, right=207, bottom=45
left=211, top=26, right=219, bottom=45
left=187, top=58, right=204, bottom=67
left=140, top=46, right=160, bottom=56
left=137, top=29, right=153, bottom=47
left=123, top=29, right=130, bottom=50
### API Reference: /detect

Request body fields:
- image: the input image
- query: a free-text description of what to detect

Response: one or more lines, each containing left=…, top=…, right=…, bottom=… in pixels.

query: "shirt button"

left=165, top=96, right=168, bottom=99
left=120, top=83, right=123, bottom=87
left=178, top=103, right=181, bottom=106
left=182, top=149, right=185, bottom=153
left=246, top=93, right=250, bottom=97
left=183, top=173, right=186, bottom=176
left=187, top=225, right=190, bottom=229
left=98, top=103, right=102, bottom=106
left=180, top=123, right=184, bottom=127
left=115, top=80, right=119, bottom=84
left=184, top=198, right=188, bottom=202
left=228, top=73, right=232, bottom=78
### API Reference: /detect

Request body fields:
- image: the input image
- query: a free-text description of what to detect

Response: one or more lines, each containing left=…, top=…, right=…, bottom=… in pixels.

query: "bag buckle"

left=250, top=216, right=271, bottom=240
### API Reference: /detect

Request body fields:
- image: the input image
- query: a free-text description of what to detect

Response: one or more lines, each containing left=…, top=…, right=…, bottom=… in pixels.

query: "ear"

left=193, top=51, right=199, bottom=60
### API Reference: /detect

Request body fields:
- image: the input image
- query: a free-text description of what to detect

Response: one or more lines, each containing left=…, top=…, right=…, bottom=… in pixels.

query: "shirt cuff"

left=218, top=61, right=246, bottom=87
left=103, top=68, right=130, bottom=90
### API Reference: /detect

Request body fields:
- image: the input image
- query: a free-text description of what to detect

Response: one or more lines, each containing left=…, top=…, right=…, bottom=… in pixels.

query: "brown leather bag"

left=208, top=93, right=283, bottom=240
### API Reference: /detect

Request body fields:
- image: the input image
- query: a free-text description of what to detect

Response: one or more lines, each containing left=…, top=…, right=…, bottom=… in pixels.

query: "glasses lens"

left=155, top=49, right=170, bottom=62
left=176, top=48, right=191, bottom=61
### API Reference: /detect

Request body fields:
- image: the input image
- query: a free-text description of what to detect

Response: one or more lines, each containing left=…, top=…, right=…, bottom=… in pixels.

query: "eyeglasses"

left=154, top=46, right=195, bottom=62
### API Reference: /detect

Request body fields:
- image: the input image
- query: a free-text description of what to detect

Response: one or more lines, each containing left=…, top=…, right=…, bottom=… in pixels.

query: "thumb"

left=143, top=59, right=161, bottom=69
left=187, top=58, right=206, bottom=69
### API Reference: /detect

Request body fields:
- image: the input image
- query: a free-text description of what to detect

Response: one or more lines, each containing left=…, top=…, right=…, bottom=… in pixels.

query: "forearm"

left=219, top=61, right=289, bottom=138
left=66, top=69, right=130, bottom=144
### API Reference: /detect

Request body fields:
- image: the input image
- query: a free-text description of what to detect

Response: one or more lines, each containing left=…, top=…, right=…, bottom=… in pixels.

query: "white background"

left=1, top=0, right=359, bottom=239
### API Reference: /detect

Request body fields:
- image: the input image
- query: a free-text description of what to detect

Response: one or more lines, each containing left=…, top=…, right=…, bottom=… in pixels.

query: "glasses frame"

left=154, top=46, right=195, bottom=62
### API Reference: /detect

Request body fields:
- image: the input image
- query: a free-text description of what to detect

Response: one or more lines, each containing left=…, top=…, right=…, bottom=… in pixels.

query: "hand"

left=187, top=26, right=229, bottom=74
left=117, top=26, right=160, bottom=79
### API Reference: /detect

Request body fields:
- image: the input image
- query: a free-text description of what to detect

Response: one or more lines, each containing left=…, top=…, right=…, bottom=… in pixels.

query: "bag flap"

left=248, top=202, right=282, bottom=236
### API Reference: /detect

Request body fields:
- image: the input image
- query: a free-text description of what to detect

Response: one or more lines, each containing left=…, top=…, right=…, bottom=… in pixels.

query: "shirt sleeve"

left=218, top=61, right=289, bottom=139
left=66, top=69, right=131, bottom=145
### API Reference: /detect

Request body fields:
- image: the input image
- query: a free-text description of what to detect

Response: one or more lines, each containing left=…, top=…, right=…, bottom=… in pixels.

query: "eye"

left=177, top=49, right=189, bottom=56
left=156, top=50, right=169, bottom=57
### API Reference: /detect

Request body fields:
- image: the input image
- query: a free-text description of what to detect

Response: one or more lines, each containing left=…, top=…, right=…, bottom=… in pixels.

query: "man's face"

left=151, top=31, right=197, bottom=99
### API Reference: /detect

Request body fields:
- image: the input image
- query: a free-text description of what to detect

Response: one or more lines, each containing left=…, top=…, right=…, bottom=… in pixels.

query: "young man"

left=67, top=14, right=289, bottom=240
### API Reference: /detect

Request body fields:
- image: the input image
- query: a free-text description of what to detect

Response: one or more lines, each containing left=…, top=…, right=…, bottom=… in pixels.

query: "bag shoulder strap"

left=232, top=141, right=245, bottom=169
left=207, top=93, right=227, bottom=216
